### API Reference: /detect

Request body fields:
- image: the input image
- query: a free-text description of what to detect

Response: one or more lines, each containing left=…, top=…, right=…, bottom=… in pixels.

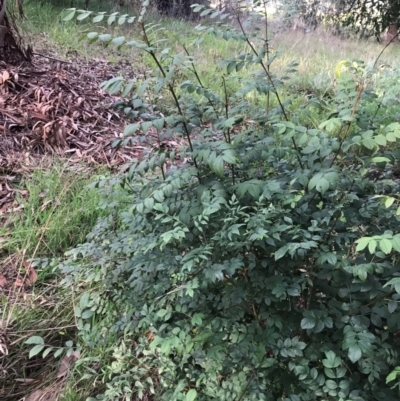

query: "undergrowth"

left=0, top=161, right=106, bottom=401
left=20, top=0, right=400, bottom=96
left=8, top=1, right=400, bottom=400
left=30, top=1, right=400, bottom=400
left=1, top=162, right=104, bottom=257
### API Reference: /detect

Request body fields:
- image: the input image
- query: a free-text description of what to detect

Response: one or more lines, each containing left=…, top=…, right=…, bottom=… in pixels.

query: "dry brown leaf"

left=0, top=274, right=6, bottom=287
left=26, top=387, right=60, bottom=401
left=15, top=377, right=37, bottom=384
left=14, top=261, right=37, bottom=287
left=25, top=389, right=44, bottom=401
left=23, top=260, right=38, bottom=285
left=0, top=328, right=9, bottom=356
left=39, top=199, right=52, bottom=212
left=14, top=277, right=24, bottom=287
left=0, top=341, right=8, bottom=356
left=57, top=351, right=80, bottom=378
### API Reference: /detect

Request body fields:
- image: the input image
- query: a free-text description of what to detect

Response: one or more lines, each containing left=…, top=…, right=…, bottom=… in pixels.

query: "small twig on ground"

left=32, top=52, right=72, bottom=64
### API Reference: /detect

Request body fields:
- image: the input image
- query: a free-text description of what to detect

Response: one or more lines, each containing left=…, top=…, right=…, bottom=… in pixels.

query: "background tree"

left=340, top=0, right=400, bottom=41
left=278, top=0, right=400, bottom=40
left=154, top=0, right=210, bottom=18
left=0, top=0, right=31, bottom=63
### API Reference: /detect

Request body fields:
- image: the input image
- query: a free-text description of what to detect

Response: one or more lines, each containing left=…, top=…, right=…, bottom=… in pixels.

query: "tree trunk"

left=155, top=0, right=171, bottom=15
left=0, top=0, right=6, bottom=49
left=0, top=0, right=31, bottom=63
left=181, top=0, right=194, bottom=18
left=386, top=23, right=398, bottom=42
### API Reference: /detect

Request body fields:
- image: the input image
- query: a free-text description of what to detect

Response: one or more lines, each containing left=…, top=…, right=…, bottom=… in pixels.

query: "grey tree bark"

left=386, top=23, right=399, bottom=42
left=0, top=0, right=31, bottom=63
left=0, top=0, right=6, bottom=49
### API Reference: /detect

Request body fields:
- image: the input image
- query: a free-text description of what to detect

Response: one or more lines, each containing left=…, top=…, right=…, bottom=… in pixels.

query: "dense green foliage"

left=278, top=0, right=400, bottom=39
left=48, top=1, right=400, bottom=400
left=339, top=0, right=400, bottom=38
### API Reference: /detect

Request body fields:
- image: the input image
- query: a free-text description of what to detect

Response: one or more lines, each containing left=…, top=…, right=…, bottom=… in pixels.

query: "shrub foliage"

left=59, top=1, right=400, bottom=400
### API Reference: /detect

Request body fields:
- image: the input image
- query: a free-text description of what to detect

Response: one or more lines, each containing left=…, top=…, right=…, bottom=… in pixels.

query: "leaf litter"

left=0, top=55, right=145, bottom=215
left=0, top=56, right=141, bottom=170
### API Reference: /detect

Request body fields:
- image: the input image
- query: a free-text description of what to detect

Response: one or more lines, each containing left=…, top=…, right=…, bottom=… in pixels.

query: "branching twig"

left=349, top=289, right=395, bottom=317
left=235, top=11, right=304, bottom=169
left=140, top=22, right=200, bottom=177
left=374, top=31, right=400, bottom=68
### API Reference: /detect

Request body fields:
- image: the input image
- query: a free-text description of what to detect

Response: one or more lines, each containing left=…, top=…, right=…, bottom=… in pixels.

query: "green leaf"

left=227, top=62, right=236, bottom=74
left=121, top=80, right=135, bottom=97
left=325, top=379, right=338, bottom=389
left=54, top=348, right=64, bottom=358
left=384, top=278, right=400, bottom=293
left=112, top=36, right=126, bottom=46
left=25, top=336, right=44, bottom=345
left=185, top=389, right=197, bottom=401
left=374, top=134, right=387, bottom=146
left=222, top=149, right=237, bottom=164
left=81, top=310, right=94, bottom=319
left=152, top=118, right=165, bottom=131
left=275, top=245, right=289, bottom=261
left=379, top=238, right=392, bottom=255
left=144, top=198, right=154, bottom=210
left=124, top=123, right=140, bottom=136
left=388, top=300, right=397, bottom=314
left=160, top=339, right=171, bottom=354
left=362, top=137, right=376, bottom=149
left=80, top=292, right=90, bottom=309
left=323, top=351, right=341, bottom=368
left=29, top=345, right=45, bottom=358
left=118, top=15, right=127, bottom=25
left=63, top=10, right=77, bottom=21
left=236, top=61, right=245, bottom=71
left=157, top=309, right=168, bottom=318
left=99, top=34, right=112, bottom=42
left=348, top=345, right=362, bottom=363
left=315, top=177, right=329, bottom=194
left=301, top=317, right=315, bottom=330
left=319, top=118, right=341, bottom=132
left=87, top=32, right=99, bottom=40
left=92, top=14, right=104, bottom=22
left=142, top=121, right=153, bottom=132
left=209, top=156, right=224, bottom=176
left=191, top=313, right=203, bottom=325
left=355, top=237, right=370, bottom=252
left=393, top=236, right=400, bottom=252
left=368, top=239, right=377, bottom=254
left=77, top=11, right=91, bottom=21
left=385, top=197, right=395, bottom=208
left=308, top=172, right=323, bottom=191
left=371, top=157, right=390, bottom=163
left=42, top=347, right=53, bottom=358
left=387, top=368, right=400, bottom=383
left=224, top=117, right=236, bottom=127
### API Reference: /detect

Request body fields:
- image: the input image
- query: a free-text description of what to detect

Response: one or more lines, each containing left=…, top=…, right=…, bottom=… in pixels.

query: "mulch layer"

left=0, top=53, right=145, bottom=215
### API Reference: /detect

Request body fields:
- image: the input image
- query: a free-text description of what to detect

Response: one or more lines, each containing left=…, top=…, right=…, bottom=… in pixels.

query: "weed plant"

left=35, top=1, right=400, bottom=400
